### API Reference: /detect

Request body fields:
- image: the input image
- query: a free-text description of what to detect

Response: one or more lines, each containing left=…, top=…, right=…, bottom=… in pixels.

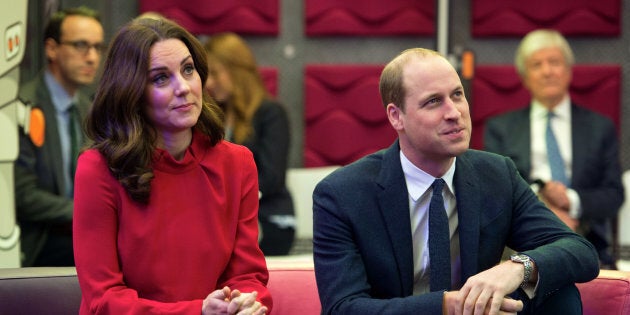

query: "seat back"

left=576, top=269, right=630, bottom=315
left=286, top=166, right=339, bottom=239
left=471, top=0, right=621, bottom=37
left=267, top=266, right=321, bottom=315
left=304, top=64, right=397, bottom=167
left=0, top=266, right=322, bottom=315
left=1, top=266, right=627, bottom=315
left=304, top=0, right=434, bottom=36
left=259, top=66, right=278, bottom=97
left=138, top=0, right=279, bottom=35
left=0, top=267, right=81, bottom=315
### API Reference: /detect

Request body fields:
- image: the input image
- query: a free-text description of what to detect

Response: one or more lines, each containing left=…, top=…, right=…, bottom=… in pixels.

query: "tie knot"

left=67, top=103, right=78, bottom=114
left=432, top=178, right=446, bottom=193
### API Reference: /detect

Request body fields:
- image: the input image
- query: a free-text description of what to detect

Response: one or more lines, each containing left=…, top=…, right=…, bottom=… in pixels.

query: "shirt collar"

left=44, top=70, right=77, bottom=112
left=531, top=95, right=571, bottom=121
left=400, top=150, right=456, bottom=202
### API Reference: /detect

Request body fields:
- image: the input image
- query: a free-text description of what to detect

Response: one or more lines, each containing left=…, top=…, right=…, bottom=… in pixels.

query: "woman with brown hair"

left=73, top=18, right=271, bottom=314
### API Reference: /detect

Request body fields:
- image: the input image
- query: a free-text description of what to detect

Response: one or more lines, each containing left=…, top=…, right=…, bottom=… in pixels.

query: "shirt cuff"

left=566, top=188, right=581, bottom=219
left=522, top=274, right=540, bottom=299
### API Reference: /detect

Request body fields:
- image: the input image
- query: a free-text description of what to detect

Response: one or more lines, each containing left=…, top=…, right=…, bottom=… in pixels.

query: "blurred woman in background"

left=204, top=33, right=295, bottom=256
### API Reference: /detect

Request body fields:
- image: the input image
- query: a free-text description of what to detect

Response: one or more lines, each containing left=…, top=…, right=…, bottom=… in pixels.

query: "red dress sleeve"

left=215, top=146, right=273, bottom=309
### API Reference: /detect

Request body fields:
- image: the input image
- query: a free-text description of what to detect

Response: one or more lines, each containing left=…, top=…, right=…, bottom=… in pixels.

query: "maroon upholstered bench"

left=0, top=266, right=628, bottom=314
left=0, top=265, right=321, bottom=315
left=577, top=269, right=630, bottom=315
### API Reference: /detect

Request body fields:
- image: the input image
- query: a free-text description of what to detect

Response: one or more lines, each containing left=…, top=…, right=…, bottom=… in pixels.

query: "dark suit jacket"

left=484, top=104, right=624, bottom=256
left=15, top=71, right=90, bottom=266
left=242, top=99, right=294, bottom=218
left=313, top=141, right=599, bottom=314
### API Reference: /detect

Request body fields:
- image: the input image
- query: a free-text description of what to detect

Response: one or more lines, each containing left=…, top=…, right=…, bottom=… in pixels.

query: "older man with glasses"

left=16, top=6, right=104, bottom=267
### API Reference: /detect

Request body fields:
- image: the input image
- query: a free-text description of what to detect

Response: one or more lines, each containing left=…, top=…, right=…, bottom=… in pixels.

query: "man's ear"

left=44, top=38, right=58, bottom=63
left=386, top=103, right=403, bottom=131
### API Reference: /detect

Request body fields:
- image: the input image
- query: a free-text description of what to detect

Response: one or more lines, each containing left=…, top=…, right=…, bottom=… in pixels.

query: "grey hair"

left=514, top=29, right=574, bottom=77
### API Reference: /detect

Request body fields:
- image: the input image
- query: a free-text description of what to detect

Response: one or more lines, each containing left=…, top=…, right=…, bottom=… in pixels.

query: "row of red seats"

left=260, top=65, right=620, bottom=167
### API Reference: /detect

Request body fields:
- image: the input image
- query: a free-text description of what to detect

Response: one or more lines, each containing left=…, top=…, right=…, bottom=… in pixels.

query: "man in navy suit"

left=484, top=29, right=624, bottom=269
left=313, top=48, right=599, bottom=314
left=15, top=6, right=103, bottom=266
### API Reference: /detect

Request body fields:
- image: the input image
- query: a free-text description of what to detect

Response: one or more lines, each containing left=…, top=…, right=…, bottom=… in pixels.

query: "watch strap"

left=511, top=253, right=533, bottom=289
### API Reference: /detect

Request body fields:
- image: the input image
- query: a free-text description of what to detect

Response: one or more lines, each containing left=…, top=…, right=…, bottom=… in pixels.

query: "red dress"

left=73, top=131, right=272, bottom=314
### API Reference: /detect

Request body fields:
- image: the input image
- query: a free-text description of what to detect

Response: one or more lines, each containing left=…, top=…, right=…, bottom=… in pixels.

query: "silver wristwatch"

left=510, top=253, right=533, bottom=289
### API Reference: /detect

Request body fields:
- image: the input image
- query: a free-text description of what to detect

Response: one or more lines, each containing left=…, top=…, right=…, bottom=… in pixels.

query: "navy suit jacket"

left=15, top=71, right=91, bottom=266
left=313, top=141, right=599, bottom=314
left=484, top=104, right=624, bottom=255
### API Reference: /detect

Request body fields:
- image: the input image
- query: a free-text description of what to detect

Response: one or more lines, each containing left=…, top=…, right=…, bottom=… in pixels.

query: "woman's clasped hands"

left=202, top=286, right=268, bottom=315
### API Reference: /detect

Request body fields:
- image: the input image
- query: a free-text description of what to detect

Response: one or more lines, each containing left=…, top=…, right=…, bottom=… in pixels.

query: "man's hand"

left=546, top=203, right=579, bottom=230
left=444, top=292, right=522, bottom=315
left=443, top=261, right=527, bottom=315
left=538, top=181, right=578, bottom=230
left=539, top=181, right=570, bottom=210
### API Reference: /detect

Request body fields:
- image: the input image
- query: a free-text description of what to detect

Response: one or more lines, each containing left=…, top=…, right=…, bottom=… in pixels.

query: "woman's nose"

left=174, top=77, right=191, bottom=96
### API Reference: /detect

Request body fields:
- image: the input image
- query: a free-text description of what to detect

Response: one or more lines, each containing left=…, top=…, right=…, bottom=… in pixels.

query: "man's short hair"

left=43, top=6, right=101, bottom=43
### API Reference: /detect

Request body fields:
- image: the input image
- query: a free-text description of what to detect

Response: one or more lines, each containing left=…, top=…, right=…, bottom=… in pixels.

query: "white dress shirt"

left=529, top=97, right=581, bottom=218
left=44, top=71, right=79, bottom=197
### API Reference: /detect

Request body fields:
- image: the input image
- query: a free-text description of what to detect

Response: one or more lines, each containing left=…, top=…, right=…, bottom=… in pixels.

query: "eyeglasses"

left=59, top=40, right=106, bottom=55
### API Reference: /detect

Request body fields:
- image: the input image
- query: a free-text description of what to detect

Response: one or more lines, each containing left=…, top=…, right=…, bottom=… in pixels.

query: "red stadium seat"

left=471, top=0, right=621, bottom=37
left=303, top=64, right=397, bottom=167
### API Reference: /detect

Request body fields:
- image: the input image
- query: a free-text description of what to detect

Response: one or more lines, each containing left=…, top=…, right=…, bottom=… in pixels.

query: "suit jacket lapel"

left=570, top=104, right=587, bottom=187
left=454, top=153, right=482, bottom=282
left=75, top=91, right=92, bottom=148
left=36, top=74, right=67, bottom=195
left=374, top=144, right=488, bottom=291
left=376, top=141, right=415, bottom=295
left=512, top=108, right=532, bottom=180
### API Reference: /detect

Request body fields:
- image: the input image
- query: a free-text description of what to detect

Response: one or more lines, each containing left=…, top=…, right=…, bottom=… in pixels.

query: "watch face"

left=511, top=254, right=529, bottom=262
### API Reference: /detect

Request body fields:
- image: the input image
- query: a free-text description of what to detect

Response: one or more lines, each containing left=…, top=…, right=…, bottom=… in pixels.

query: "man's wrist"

left=510, top=253, right=533, bottom=288
left=442, top=290, right=447, bottom=315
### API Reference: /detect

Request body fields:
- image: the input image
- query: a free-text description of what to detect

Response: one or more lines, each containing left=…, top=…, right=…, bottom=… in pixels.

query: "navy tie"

left=546, top=112, right=568, bottom=185
left=428, top=178, right=451, bottom=291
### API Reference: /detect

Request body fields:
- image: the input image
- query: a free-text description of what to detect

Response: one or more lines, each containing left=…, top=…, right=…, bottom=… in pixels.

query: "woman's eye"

left=152, top=74, right=168, bottom=85
left=183, top=64, right=195, bottom=76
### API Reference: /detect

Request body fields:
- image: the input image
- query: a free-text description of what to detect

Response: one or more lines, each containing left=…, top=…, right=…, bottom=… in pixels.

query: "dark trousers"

left=32, top=232, right=74, bottom=267
left=259, top=217, right=295, bottom=256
